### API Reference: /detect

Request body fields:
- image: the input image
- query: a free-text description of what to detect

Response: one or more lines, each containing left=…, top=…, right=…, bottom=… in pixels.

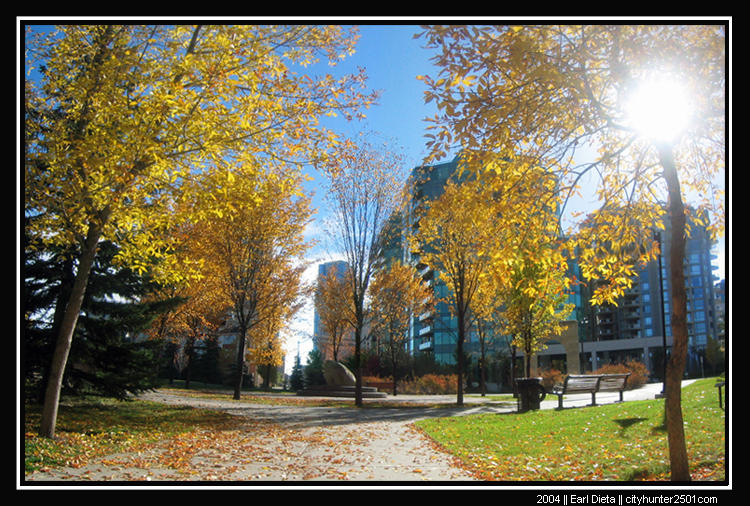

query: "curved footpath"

left=24, top=381, right=692, bottom=484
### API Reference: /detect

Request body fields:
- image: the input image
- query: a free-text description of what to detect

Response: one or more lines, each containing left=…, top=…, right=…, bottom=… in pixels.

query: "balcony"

left=624, top=310, right=640, bottom=320
left=418, top=339, right=434, bottom=351
left=418, top=310, right=433, bottom=322
left=418, top=265, right=432, bottom=278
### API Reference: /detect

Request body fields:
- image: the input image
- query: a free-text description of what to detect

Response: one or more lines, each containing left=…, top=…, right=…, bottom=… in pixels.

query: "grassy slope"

left=414, top=377, right=727, bottom=481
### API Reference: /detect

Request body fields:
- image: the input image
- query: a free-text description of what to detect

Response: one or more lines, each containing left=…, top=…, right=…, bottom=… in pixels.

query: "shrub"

left=362, top=375, right=390, bottom=384
left=592, top=360, right=649, bottom=390
left=400, top=374, right=458, bottom=394
left=540, top=368, right=565, bottom=391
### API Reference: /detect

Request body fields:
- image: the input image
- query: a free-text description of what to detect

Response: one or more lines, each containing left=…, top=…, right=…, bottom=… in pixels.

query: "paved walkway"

left=23, top=381, right=689, bottom=484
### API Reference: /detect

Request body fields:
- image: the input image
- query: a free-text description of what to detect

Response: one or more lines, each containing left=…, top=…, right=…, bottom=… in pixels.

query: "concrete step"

left=297, top=385, right=388, bottom=398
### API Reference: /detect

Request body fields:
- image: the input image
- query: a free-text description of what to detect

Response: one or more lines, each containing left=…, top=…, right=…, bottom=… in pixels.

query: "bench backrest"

left=597, top=373, right=630, bottom=391
left=563, top=375, right=601, bottom=392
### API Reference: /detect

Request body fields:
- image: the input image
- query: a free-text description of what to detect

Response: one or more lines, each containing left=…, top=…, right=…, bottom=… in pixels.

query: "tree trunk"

left=39, top=219, right=104, bottom=438
left=263, top=363, right=272, bottom=391
left=525, top=353, right=532, bottom=378
left=478, top=324, right=487, bottom=397
left=185, top=336, right=195, bottom=389
left=354, top=299, right=364, bottom=407
left=524, top=330, right=533, bottom=378
left=36, top=255, right=76, bottom=404
left=354, top=325, right=363, bottom=407
left=391, top=344, right=398, bottom=396
left=233, top=327, right=247, bottom=400
left=480, top=354, right=487, bottom=397
left=510, top=343, right=518, bottom=397
left=456, top=309, right=465, bottom=407
left=659, top=144, right=691, bottom=482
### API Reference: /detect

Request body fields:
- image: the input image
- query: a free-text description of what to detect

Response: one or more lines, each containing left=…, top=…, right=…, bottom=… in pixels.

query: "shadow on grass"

left=624, top=467, right=654, bottom=481
left=613, top=417, right=649, bottom=435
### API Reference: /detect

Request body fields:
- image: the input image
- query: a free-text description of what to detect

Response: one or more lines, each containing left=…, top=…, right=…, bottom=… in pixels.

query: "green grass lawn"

left=414, top=377, right=727, bottom=482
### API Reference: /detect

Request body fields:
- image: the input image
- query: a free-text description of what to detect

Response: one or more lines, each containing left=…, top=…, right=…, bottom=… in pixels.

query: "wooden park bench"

left=551, top=373, right=630, bottom=409
left=597, top=373, right=631, bottom=402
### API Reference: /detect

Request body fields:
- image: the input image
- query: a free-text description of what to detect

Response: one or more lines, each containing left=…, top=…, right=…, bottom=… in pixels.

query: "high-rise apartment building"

left=537, top=212, right=721, bottom=379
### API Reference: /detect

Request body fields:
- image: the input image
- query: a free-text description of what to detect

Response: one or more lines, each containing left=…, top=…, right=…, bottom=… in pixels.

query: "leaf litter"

left=25, top=392, right=475, bottom=482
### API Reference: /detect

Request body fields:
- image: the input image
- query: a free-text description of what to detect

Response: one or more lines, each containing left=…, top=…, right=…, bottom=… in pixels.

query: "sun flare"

left=625, top=75, right=692, bottom=143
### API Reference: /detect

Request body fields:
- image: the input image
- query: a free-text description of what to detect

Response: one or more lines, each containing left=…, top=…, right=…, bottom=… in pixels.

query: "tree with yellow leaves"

left=369, top=260, right=434, bottom=395
left=500, top=248, right=574, bottom=378
left=411, top=161, right=566, bottom=404
left=471, top=265, right=509, bottom=397
left=409, top=173, right=500, bottom=406
left=247, top=303, right=299, bottom=391
left=313, top=264, right=355, bottom=362
left=417, top=23, right=725, bottom=481
left=184, top=159, right=312, bottom=400
left=144, top=275, right=230, bottom=388
left=25, top=24, right=376, bottom=438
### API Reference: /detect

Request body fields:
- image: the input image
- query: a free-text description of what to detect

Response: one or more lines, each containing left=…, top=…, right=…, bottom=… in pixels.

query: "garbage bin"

left=515, top=377, right=546, bottom=413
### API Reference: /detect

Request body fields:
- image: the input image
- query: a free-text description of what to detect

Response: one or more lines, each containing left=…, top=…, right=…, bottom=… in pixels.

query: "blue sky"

left=324, top=24, right=442, bottom=169
left=299, top=25, right=442, bottom=256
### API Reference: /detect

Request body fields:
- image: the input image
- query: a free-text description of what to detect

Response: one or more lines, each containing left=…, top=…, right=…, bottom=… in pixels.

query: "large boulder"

left=323, top=360, right=356, bottom=387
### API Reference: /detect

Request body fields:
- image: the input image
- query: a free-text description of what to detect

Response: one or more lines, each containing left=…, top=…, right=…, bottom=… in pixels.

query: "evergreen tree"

left=289, top=352, right=305, bottom=391
left=24, top=238, right=184, bottom=400
left=194, top=336, right=223, bottom=385
left=303, top=348, right=326, bottom=388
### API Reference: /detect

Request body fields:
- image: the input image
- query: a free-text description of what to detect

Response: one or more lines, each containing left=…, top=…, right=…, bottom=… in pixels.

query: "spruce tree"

left=303, top=348, right=326, bottom=388
left=289, top=352, right=305, bottom=391
left=24, top=239, right=184, bottom=400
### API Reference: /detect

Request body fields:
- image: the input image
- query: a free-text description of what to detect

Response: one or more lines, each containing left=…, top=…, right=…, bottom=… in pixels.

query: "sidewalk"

left=23, top=381, right=690, bottom=484
left=285, top=379, right=686, bottom=414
